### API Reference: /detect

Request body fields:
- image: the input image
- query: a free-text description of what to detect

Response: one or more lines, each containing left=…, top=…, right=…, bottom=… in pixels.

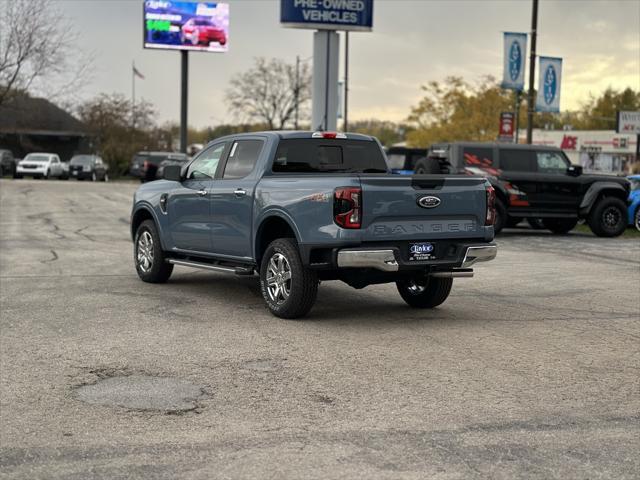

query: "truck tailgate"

left=359, top=175, right=488, bottom=241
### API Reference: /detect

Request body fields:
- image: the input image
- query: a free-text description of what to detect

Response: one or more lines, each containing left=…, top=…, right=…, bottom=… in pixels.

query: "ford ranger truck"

left=130, top=132, right=497, bottom=319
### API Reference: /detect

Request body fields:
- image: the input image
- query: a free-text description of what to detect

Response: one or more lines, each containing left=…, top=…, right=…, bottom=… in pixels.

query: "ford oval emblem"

left=509, top=41, right=521, bottom=81
left=543, top=64, right=557, bottom=105
left=417, top=195, right=441, bottom=209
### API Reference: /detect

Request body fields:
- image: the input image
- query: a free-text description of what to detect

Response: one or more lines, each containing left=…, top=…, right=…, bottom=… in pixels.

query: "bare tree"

left=225, top=57, right=311, bottom=130
left=0, top=0, right=92, bottom=108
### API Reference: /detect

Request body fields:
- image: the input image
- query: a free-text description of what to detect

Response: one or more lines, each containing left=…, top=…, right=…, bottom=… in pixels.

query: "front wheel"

left=542, top=218, right=578, bottom=234
left=44, top=169, right=50, bottom=180
left=588, top=197, right=627, bottom=237
left=396, top=276, right=453, bottom=308
left=91, top=172, right=97, bottom=182
left=259, top=238, right=318, bottom=319
left=102, top=173, right=109, bottom=182
left=134, top=219, right=173, bottom=283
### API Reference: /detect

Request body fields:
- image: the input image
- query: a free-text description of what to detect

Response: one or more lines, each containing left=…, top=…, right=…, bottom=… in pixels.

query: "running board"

left=167, top=259, right=255, bottom=275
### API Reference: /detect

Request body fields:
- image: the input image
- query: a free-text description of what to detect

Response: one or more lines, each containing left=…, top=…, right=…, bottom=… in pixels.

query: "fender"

left=489, top=178, right=510, bottom=206
left=253, top=209, right=302, bottom=260
left=579, top=181, right=628, bottom=215
left=131, top=203, right=167, bottom=249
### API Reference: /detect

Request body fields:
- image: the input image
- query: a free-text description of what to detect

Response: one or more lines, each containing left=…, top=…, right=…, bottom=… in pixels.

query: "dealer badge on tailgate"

left=409, top=242, right=435, bottom=262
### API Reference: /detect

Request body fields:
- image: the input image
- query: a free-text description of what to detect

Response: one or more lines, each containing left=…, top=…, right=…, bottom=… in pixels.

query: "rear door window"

left=463, top=147, right=494, bottom=167
left=222, top=139, right=264, bottom=179
left=272, top=139, right=387, bottom=173
left=499, top=149, right=536, bottom=172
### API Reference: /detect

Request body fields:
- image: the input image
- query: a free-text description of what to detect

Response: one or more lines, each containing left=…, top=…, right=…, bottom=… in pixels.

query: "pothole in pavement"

left=75, top=375, right=207, bottom=413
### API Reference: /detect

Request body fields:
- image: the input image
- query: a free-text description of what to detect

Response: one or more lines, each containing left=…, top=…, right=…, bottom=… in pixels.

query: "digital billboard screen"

left=143, top=1, right=229, bottom=53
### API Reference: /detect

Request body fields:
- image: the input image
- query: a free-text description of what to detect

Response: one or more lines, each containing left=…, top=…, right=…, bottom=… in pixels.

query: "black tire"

left=542, top=218, right=578, bottom=234
left=44, top=169, right=50, bottom=180
left=396, top=276, right=453, bottom=308
left=413, top=158, right=441, bottom=174
left=493, top=198, right=507, bottom=234
left=506, top=216, right=523, bottom=228
left=14, top=173, right=22, bottom=179
left=134, top=219, right=173, bottom=283
left=91, top=172, right=97, bottom=182
left=259, top=238, right=318, bottom=319
left=635, top=206, right=640, bottom=232
left=588, top=197, right=627, bottom=237
left=527, top=218, right=545, bottom=230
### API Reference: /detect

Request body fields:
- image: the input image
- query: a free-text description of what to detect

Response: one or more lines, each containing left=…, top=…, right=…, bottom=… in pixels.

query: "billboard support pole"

left=344, top=31, right=349, bottom=132
left=312, top=30, right=339, bottom=131
left=526, top=0, right=538, bottom=144
left=180, top=50, right=188, bottom=154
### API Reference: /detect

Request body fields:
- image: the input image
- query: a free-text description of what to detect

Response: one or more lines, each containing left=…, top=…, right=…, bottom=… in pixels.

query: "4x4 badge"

left=417, top=195, right=441, bottom=209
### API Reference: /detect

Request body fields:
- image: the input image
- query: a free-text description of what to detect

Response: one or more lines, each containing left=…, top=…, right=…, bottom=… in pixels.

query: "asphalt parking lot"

left=1, top=179, right=639, bottom=479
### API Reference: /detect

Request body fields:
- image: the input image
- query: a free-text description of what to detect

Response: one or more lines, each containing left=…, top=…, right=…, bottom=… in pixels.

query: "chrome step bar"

left=167, top=259, right=254, bottom=275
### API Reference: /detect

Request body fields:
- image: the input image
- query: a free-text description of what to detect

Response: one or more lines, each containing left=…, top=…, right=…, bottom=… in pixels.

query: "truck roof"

left=210, top=131, right=376, bottom=143
left=430, top=141, right=563, bottom=152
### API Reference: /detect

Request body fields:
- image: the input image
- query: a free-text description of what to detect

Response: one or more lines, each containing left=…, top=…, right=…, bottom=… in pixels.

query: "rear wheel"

left=506, top=216, right=523, bottom=228
left=493, top=198, right=507, bottom=234
left=588, top=197, right=627, bottom=237
left=542, top=218, right=578, bottom=234
left=396, top=276, right=453, bottom=308
left=259, top=238, right=318, bottom=319
left=413, top=158, right=441, bottom=174
left=134, top=219, right=173, bottom=283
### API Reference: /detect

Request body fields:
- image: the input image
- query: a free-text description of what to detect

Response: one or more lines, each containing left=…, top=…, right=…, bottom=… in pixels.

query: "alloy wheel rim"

left=137, top=231, right=154, bottom=272
left=265, top=253, right=291, bottom=305
left=635, top=210, right=640, bottom=231
left=602, top=207, right=621, bottom=229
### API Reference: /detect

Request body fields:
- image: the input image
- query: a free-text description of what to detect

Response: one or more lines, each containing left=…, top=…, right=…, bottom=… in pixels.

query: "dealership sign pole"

left=280, top=0, right=373, bottom=132
left=501, top=32, right=527, bottom=142
left=143, top=1, right=230, bottom=153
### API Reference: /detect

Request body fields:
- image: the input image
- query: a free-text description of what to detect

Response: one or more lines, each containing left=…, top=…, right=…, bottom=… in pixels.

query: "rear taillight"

left=334, top=187, right=362, bottom=229
left=485, top=184, right=496, bottom=226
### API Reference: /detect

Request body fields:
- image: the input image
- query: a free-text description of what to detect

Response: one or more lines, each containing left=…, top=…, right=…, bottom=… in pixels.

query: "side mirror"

left=163, top=165, right=182, bottom=182
left=567, top=165, right=583, bottom=176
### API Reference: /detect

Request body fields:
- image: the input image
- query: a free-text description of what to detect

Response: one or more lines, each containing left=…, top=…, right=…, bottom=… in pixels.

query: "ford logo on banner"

left=509, top=41, right=521, bottom=81
left=543, top=64, right=557, bottom=105
left=417, top=196, right=441, bottom=209
left=536, top=56, right=562, bottom=113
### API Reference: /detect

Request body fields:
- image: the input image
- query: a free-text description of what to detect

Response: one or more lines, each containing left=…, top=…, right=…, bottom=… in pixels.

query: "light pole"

left=526, top=0, right=539, bottom=144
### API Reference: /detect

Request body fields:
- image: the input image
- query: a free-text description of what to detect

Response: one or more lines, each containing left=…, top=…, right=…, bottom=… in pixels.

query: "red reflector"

left=323, top=132, right=338, bottom=139
left=485, top=185, right=496, bottom=226
left=334, top=187, right=362, bottom=229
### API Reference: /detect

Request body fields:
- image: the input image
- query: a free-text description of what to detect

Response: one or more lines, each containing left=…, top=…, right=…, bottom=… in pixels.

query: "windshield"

left=24, top=154, right=49, bottom=162
left=273, top=139, right=388, bottom=173
left=70, top=155, right=94, bottom=166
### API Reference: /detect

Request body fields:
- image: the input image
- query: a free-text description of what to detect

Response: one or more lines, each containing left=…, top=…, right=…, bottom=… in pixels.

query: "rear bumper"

left=336, top=243, right=497, bottom=272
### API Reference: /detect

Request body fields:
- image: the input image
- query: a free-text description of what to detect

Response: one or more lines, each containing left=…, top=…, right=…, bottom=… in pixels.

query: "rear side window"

left=223, top=139, right=263, bottom=179
left=500, top=149, right=536, bottom=172
left=272, top=139, right=387, bottom=173
left=463, top=147, right=494, bottom=167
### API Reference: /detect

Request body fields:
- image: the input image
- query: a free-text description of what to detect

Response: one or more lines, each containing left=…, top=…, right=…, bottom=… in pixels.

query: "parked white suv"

left=16, top=153, right=65, bottom=179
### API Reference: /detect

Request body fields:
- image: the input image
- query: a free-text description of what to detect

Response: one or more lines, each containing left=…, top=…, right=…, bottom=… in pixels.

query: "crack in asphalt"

left=40, top=249, right=59, bottom=264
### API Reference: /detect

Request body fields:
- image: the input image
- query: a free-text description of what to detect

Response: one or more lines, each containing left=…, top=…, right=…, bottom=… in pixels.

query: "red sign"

left=499, top=112, right=515, bottom=136
left=560, top=135, right=577, bottom=150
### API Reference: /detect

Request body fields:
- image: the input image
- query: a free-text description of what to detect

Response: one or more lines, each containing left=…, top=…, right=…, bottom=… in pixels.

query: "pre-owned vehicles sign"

left=280, top=0, right=373, bottom=31
left=616, top=111, right=640, bottom=135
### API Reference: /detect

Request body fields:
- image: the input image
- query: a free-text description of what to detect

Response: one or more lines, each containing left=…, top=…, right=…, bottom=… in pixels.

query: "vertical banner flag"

left=536, top=57, right=563, bottom=113
left=502, top=32, right=527, bottom=90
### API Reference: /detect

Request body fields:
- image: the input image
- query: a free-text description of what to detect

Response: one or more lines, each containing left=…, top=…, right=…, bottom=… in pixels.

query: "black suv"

left=129, top=151, right=189, bottom=183
left=0, top=149, right=18, bottom=177
left=421, top=142, right=630, bottom=237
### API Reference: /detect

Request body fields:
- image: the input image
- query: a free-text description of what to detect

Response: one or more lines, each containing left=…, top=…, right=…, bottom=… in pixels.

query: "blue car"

left=628, top=175, right=640, bottom=231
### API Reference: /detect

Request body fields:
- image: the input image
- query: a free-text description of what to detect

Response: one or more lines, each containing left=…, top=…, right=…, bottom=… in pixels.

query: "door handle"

left=197, top=189, right=207, bottom=197
left=234, top=188, right=246, bottom=197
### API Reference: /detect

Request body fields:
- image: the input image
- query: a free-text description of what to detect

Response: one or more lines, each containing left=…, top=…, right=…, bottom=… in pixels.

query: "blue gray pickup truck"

left=130, top=131, right=497, bottom=318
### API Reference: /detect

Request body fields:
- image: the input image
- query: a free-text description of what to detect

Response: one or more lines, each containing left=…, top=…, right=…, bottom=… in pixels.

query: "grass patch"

left=574, top=223, right=640, bottom=238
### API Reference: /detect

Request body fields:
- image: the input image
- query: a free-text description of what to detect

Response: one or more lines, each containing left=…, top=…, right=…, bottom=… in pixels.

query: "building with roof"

left=0, top=93, right=94, bottom=161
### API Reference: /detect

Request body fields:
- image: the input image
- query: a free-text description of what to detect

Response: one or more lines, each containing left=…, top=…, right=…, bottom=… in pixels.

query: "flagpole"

left=132, top=61, right=136, bottom=130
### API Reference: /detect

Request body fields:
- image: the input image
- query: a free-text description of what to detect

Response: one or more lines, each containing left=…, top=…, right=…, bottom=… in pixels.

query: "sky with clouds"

left=57, top=0, right=640, bottom=128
